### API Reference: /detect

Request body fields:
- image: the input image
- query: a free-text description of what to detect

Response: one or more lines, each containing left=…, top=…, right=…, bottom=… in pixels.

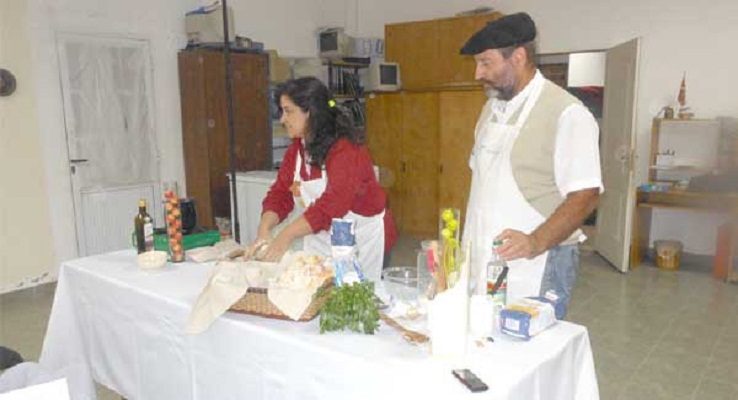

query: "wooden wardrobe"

left=366, top=13, right=500, bottom=238
left=178, top=49, right=271, bottom=228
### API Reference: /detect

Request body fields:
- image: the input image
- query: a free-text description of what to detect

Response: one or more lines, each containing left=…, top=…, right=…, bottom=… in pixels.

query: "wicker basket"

left=228, top=279, right=333, bottom=322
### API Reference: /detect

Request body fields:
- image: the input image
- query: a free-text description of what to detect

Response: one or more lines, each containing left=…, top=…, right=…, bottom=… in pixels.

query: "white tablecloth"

left=40, top=250, right=599, bottom=400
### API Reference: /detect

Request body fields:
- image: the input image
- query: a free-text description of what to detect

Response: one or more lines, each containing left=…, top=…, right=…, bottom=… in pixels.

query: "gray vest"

left=508, top=80, right=582, bottom=219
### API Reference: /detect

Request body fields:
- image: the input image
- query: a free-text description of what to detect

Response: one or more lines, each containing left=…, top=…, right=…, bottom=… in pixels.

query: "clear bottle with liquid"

left=486, top=240, right=507, bottom=306
left=134, top=199, right=154, bottom=254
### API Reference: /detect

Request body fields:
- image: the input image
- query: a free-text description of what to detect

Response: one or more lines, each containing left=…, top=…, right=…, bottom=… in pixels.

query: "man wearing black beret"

left=460, top=12, right=603, bottom=318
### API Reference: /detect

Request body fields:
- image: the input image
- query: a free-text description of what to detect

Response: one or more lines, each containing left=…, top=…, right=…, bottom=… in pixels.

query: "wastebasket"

left=654, top=240, right=682, bottom=270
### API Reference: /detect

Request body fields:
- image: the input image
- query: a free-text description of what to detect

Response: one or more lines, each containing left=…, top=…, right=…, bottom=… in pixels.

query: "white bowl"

left=137, top=251, right=168, bottom=270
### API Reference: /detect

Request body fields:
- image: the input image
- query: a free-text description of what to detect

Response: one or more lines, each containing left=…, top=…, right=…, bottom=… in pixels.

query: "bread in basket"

left=229, top=253, right=334, bottom=321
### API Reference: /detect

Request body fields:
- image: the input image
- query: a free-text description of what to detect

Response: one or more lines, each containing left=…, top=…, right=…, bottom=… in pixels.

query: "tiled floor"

left=2, top=233, right=738, bottom=400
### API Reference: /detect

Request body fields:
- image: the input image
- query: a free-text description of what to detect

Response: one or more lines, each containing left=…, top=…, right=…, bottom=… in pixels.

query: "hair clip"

left=328, top=99, right=336, bottom=108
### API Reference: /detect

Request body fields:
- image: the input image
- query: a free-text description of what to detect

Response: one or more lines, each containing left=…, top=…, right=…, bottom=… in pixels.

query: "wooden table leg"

left=631, top=205, right=653, bottom=269
left=631, top=206, right=640, bottom=269
left=714, top=223, right=731, bottom=279
left=727, top=211, right=738, bottom=283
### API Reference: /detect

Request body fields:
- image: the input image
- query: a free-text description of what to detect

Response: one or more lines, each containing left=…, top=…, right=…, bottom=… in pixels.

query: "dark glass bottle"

left=134, top=199, right=154, bottom=253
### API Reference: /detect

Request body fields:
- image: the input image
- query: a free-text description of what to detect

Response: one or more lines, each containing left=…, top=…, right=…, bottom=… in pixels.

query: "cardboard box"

left=268, top=50, right=291, bottom=83
left=185, top=6, right=235, bottom=44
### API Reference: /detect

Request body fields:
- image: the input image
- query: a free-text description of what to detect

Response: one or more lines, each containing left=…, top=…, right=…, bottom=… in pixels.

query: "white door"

left=58, top=34, right=161, bottom=256
left=594, top=38, right=641, bottom=272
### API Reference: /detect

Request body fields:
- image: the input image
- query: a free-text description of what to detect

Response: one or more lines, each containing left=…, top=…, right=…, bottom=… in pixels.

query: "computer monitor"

left=318, top=28, right=353, bottom=59
left=367, top=61, right=401, bottom=92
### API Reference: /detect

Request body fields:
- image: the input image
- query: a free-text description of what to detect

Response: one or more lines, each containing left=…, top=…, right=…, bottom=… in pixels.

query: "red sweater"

left=262, top=138, right=397, bottom=252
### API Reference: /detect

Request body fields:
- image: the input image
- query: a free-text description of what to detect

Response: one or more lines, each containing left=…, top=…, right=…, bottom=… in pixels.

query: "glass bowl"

left=382, top=266, right=419, bottom=302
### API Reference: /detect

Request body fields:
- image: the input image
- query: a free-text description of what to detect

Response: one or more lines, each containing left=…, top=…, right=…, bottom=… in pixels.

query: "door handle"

left=69, top=159, right=89, bottom=174
left=616, top=146, right=629, bottom=163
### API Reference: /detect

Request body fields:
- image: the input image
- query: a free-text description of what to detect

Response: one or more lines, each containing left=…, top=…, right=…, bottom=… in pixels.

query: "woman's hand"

left=245, top=234, right=272, bottom=260
left=258, top=235, right=292, bottom=262
left=248, top=211, right=280, bottom=259
left=257, top=216, right=312, bottom=262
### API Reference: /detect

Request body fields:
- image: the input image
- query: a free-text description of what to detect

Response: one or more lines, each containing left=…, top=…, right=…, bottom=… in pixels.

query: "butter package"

left=499, top=296, right=559, bottom=340
left=331, top=218, right=365, bottom=286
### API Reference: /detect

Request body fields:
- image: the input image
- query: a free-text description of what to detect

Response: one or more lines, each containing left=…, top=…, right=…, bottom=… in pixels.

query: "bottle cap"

left=138, top=199, right=146, bottom=208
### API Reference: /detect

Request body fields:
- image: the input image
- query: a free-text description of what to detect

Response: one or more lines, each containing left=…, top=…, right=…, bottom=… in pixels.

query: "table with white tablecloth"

left=40, top=250, right=599, bottom=400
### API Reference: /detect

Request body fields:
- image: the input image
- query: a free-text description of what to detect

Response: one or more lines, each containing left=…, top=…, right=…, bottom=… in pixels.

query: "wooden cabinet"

left=438, top=90, right=488, bottom=219
left=366, top=92, right=404, bottom=227
left=401, top=92, right=440, bottom=237
left=372, top=13, right=499, bottom=236
left=367, top=91, right=439, bottom=237
left=178, top=49, right=271, bottom=228
left=385, top=20, right=439, bottom=89
left=366, top=89, right=487, bottom=237
left=385, top=12, right=502, bottom=90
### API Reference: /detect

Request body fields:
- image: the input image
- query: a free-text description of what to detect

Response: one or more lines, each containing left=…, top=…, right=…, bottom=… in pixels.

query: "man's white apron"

left=463, top=81, right=549, bottom=304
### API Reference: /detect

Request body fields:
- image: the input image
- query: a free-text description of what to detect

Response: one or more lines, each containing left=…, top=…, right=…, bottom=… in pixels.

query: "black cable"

left=221, top=0, right=241, bottom=243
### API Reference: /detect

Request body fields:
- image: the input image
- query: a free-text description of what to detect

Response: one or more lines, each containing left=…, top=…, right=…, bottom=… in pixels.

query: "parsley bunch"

left=319, top=281, right=379, bottom=334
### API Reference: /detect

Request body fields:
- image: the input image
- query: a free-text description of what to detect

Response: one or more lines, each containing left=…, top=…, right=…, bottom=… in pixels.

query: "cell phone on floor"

left=452, top=369, right=488, bottom=393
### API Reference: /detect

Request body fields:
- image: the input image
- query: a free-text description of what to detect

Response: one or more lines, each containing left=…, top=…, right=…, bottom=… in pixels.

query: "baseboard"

left=0, top=272, right=58, bottom=295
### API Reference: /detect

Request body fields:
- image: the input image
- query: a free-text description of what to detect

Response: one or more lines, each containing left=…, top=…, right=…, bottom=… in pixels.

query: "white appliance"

left=367, top=61, right=401, bottom=91
left=229, top=167, right=379, bottom=246
left=229, top=171, right=302, bottom=248
left=318, top=28, right=353, bottom=59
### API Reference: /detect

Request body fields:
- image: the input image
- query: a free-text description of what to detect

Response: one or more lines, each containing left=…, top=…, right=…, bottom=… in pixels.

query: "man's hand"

left=494, top=188, right=599, bottom=261
left=495, top=229, right=544, bottom=261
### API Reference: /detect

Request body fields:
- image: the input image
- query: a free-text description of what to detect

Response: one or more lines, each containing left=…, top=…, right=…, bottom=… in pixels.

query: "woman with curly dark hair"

left=250, top=77, right=397, bottom=282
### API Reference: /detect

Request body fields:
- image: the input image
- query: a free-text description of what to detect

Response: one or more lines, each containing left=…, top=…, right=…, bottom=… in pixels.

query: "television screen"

left=320, top=32, right=338, bottom=52
left=380, top=64, right=397, bottom=85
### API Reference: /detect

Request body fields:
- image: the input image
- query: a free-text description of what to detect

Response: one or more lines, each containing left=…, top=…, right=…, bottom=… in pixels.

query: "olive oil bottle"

left=134, top=199, right=154, bottom=253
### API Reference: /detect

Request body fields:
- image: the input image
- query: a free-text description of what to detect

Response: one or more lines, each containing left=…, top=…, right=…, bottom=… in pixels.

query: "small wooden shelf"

left=632, top=188, right=738, bottom=270
left=648, top=118, right=720, bottom=182
left=333, top=94, right=364, bottom=99
left=659, top=118, right=716, bottom=124
left=648, top=165, right=707, bottom=172
left=322, top=60, right=370, bottom=68
left=326, top=61, right=366, bottom=127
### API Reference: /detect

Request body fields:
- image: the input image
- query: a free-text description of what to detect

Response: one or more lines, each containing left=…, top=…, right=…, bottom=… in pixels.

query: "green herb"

left=319, top=281, right=379, bottom=334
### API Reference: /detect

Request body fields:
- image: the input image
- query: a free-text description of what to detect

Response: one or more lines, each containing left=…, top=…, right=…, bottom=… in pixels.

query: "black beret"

left=460, top=12, right=536, bottom=55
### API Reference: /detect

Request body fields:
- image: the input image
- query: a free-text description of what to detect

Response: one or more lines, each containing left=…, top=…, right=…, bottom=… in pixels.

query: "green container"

left=154, top=230, right=221, bottom=252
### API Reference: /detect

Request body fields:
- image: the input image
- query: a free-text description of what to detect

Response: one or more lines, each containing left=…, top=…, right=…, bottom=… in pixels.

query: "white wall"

left=327, top=0, right=493, bottom=37
left=221, top=0, right=325, bottom=57
left=0, top=0, right=56, bottom=292
left=16, top=0, right=196, bottom=289
left=325, top=0, right=738, bottom=255
left=6, top=0, right=317, bottom=292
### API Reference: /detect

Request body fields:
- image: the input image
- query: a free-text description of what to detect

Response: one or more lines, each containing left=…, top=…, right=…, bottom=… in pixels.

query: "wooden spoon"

left=379, top=313, right=429, bottom=345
